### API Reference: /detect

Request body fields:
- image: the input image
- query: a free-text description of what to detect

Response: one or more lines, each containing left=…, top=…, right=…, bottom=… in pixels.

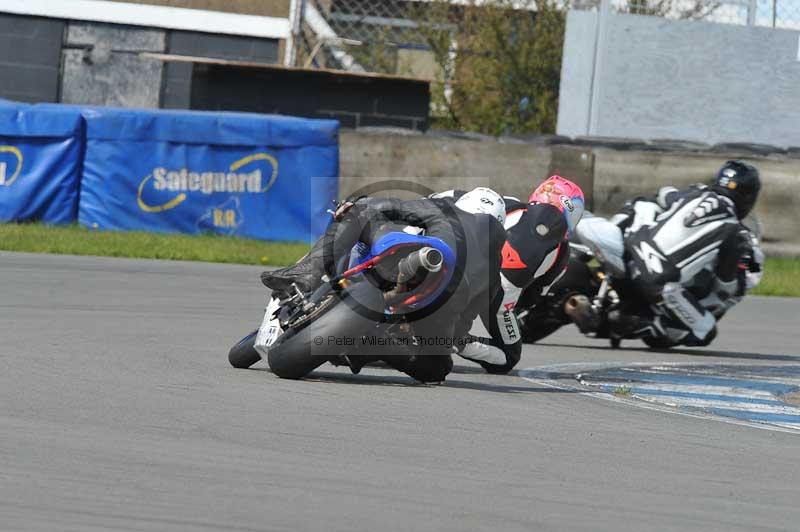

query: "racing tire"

left=268, top=282, right=385, bottom=380
left=642, top=335, right=678, bottom=350
left=228, top=330, right=261, bottom=369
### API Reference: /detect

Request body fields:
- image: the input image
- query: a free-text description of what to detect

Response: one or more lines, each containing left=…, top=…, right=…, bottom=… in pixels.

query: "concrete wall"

left=62, top=24, right=166, bottom=108
left=340, top=130, right=800, bottom=256
left=558, top=11, right=800, bottom=148
left=557, top=11, right=595, bottom=139
left=339, top=130, right=593, bottom=202
left=591, top=149, right=799, bottom=255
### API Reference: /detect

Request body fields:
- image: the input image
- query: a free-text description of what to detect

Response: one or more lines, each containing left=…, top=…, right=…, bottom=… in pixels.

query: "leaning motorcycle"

left=515, top=212, right=762, bottom=349
left=515, top=241, right=669, bottom=349
left=228, top=230, right=455, bottom=379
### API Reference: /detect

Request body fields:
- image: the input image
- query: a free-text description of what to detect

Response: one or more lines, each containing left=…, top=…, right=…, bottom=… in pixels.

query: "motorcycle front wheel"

left=268, top=282, right=385, bottom=380
left=228, top=330, right=261, bottom=369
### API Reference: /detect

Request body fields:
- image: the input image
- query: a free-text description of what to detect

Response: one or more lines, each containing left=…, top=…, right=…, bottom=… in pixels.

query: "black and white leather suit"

left=613, top=185, right=763, bottom=346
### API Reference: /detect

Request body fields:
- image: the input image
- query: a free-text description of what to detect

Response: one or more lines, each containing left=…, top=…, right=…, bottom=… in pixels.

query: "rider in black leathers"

left=434, top=176, right=585, bottom=374
left=262, top=194, right=507, bottom=382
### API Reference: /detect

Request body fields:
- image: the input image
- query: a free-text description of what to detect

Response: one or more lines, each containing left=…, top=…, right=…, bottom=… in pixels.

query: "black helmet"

left=710, top=160, right=761, bottom=218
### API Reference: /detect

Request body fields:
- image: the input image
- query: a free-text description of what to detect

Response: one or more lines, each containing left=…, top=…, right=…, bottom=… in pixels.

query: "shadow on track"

left=534, top=342, right=800, bottom=362
left=251, top=365, right=575, bottom=394
left=447, top=365, right=488, bottom=375
left=444, top=378, right=575, bottom=395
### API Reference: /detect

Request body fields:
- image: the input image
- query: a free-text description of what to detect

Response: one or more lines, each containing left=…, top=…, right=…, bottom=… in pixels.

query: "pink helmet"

left=528, top=175, right=585, bottom=234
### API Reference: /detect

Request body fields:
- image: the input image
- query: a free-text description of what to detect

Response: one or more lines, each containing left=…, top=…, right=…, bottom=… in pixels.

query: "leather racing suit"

left=434, top=192, right=571, bottom=373
left=262, top=196, right=506, bottom=382
left=613, top=185, right=763, bottom=346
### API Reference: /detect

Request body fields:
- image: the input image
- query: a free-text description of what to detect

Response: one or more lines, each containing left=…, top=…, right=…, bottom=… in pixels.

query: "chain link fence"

left=618, top=0, right=800, bottom=28
left=294, top=1, right=439, bottom=75
left=292, top=0, right=800, bottom=78
left=287, top=0, right=800, bottom=135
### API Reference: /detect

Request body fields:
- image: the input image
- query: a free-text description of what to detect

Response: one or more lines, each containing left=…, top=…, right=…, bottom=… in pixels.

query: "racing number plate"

left=254, top=297, right=283, bottom=355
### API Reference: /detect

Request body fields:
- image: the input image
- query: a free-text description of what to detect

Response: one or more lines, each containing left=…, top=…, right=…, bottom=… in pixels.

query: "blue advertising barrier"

left=0, top=102, right=83, bottom=224
left=79, top=107, right=339, bottom=242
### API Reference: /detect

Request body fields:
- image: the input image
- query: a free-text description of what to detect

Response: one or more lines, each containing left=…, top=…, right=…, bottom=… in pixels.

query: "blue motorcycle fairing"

left=347, top=231, right=457, bottom=311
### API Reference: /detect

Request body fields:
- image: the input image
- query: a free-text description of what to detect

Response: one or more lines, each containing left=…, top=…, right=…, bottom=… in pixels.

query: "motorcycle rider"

left=579, top=160, right=763, bottom=347
left=434, top=176, right=586, bottom=373
left=261, top=187, right=508, bottom=383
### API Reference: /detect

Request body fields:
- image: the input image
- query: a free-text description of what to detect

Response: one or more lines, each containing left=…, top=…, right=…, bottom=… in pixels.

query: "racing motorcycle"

left=228, top=229, right=455, bottom=379
left=514, top=212, right=762, bottom=349
left=514, top=241, right=670, bottom=349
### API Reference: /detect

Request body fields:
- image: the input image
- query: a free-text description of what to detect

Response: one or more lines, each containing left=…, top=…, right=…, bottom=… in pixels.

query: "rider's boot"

left=262, top=213, right=364, bottom=298
left=261, top=236, right=326, bottom=298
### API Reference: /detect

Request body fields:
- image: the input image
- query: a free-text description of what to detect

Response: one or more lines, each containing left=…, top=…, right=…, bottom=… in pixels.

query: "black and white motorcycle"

left=514, top=212, right=763, bottom=349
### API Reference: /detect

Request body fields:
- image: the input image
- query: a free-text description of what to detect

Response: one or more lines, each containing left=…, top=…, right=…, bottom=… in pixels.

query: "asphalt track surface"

left=2, top=252, right=799, bottom=532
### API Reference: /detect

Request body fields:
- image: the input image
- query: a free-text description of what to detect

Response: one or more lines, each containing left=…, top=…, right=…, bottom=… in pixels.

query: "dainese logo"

left=137, top=153, right=279, bottom=213
left=0, top=146, right=23, bottom=187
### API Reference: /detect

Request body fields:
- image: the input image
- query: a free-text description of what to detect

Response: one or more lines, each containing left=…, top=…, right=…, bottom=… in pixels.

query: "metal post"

left=772, top=0, right=777, bottom=27
left=284, top=0, right=306, bottom=67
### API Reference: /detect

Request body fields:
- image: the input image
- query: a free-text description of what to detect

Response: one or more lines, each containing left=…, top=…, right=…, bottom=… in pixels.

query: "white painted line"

left=624, top=394, right=798, bottom=415
left=0, top=0, right=290, bottom=40
left=588, top=382, right=778, bottom=399
left=518, top=363, right=800, bottom=435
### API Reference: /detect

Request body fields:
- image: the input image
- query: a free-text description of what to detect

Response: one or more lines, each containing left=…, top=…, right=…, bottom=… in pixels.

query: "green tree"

left=418, top=0, right=566, bottom=135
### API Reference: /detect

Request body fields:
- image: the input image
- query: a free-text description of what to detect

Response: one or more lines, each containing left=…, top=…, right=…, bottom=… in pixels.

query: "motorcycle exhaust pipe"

left=564, top=294, right=601, bottom=334
left=565, top=295, right=595, bottom=319
left=399, top=247, right=443, bottom=280
left=385, top=247, right=444, bottom=304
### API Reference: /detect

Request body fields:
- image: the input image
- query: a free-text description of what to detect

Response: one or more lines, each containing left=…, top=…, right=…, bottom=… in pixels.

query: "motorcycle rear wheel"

left=642, top=335, right=678, bottom=350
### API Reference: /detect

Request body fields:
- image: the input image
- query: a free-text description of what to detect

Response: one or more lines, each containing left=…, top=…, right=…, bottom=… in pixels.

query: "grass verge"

left=0, top=223, right=310, bottom=266
left=0, top=223, right=797, bottom=296
left=751, top=257, right=800, bottom=298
